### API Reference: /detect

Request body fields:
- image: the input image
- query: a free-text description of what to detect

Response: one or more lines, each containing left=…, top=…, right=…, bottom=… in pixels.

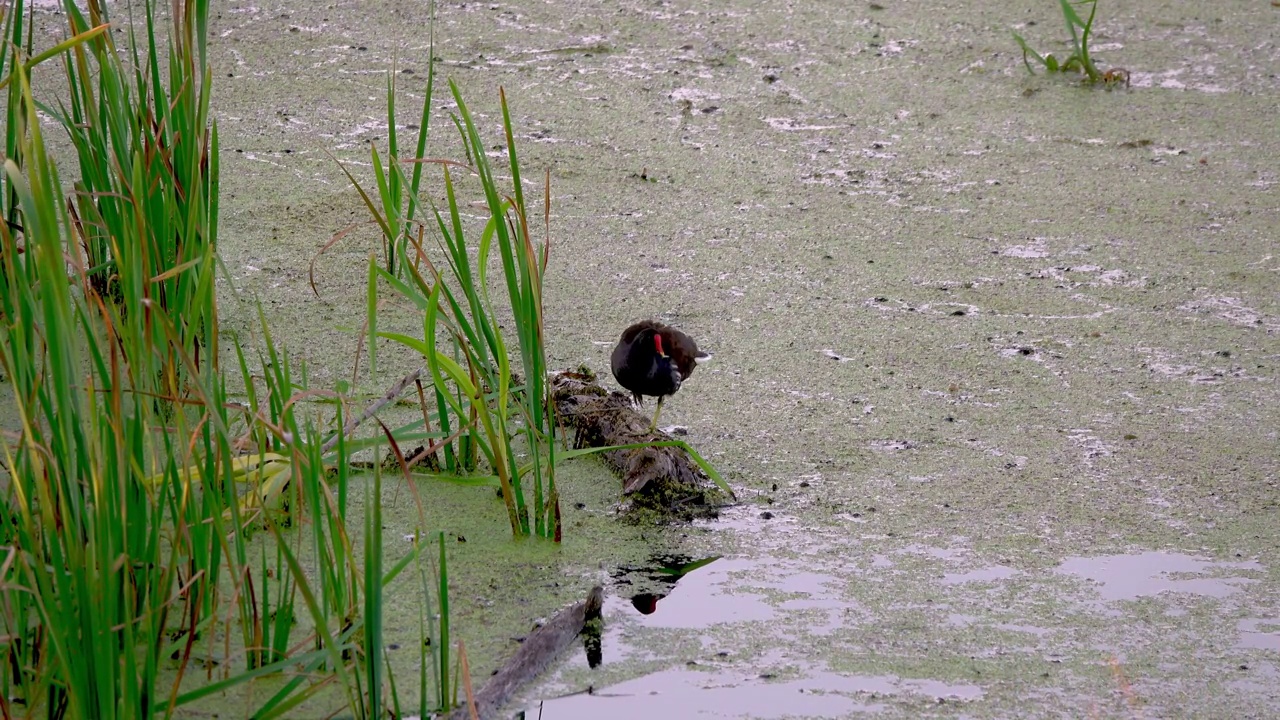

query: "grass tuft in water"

left=337, top=53, right=563, bottom=539
left=1012, top=0, right=1129, bottom=87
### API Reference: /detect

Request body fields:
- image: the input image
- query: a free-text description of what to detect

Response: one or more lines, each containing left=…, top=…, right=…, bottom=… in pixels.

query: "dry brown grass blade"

left=458, top=640, right=479, bottom=720
left=375, top=417, right=429, bottom=525
left=1107, top=655, right=1144, bottom=719
left=309, top=220, right=368, bottom=298
left=406, top=425, right=464, bottom=471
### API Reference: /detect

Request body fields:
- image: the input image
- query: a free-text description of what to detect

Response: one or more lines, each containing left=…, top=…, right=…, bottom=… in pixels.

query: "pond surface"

left=26, top=0, right=1280, bottom=716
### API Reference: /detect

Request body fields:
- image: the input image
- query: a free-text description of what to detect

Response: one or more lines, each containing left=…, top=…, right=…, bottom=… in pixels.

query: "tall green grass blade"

left=364, top=463, right=384, bottom=718
left=270, top=522, right=362, bottom=715
left=1012, top=0, right=1102, bottom=83
left=0, top=22, right=108, bottom=85
left=367, top=252, right=379, bottom=376
left=1012, top=32, right=1047, bottom=74
left=438, top=531, right=451, bottom=708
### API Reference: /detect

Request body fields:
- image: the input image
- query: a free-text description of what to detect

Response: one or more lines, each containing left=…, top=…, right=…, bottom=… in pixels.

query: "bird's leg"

left=648, top=396, right=665, bottom=432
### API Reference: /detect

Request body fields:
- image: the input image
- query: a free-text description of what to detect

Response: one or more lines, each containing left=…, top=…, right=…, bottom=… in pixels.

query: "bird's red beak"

left=653, top=333, right=667, bottom=357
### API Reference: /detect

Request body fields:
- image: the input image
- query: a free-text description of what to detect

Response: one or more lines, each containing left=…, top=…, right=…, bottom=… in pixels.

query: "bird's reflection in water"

left=575, top=555, right=720, bottom=671
left=631, top=593, right=663, bottom=615
left=614, top=554, right=721, bottom=617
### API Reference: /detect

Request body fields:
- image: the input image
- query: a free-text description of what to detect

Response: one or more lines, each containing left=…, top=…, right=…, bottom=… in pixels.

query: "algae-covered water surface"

left=18, top=0, right=1280, bottom=717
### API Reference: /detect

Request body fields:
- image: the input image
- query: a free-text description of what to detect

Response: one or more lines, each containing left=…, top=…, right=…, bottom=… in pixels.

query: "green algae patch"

left=152, top=454, right=688, bottom=717
left=370, top=458, right=688, bottom=688
left=13, top=0, right=1277, bottom=715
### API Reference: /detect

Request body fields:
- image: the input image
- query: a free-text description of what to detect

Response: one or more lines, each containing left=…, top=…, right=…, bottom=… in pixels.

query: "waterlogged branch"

left=448, top=586, right=604, bottom=720
left=319, top=368, right=422, bottom=454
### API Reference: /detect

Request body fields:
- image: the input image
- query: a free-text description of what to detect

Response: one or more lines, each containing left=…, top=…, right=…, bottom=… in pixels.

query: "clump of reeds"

left=339, top=63, right=564, bottom=539
left=339, top=56, right=730, bottom=541
left=0, top=0, right=455, bottom=716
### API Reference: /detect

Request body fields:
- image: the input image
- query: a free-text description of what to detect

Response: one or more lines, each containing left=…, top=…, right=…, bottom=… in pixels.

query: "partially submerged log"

left=551, top=369, right=728, bottom=518
left=447, top=586, right=604, bottom=720
left=321, top=366, right=728, bottom=517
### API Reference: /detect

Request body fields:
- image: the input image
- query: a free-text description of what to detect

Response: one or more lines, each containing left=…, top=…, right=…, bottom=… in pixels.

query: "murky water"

left=523, top=524, right=1277, bottom=717
left=15, top=0, right=1280, bottom=716
left=1055, top=551, right=1263, bottom=604
left=528, top=664, right=988, bottom=719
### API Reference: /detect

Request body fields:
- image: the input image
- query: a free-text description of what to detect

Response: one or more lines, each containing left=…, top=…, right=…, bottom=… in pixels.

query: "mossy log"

left=550, top=369, right=727, bottom=517
left=331, top=367, right=727, bottom=516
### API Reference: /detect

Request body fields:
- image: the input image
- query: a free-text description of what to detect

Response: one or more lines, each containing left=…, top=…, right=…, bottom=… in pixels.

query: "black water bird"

left=610, top=320, right=709, bottom=430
